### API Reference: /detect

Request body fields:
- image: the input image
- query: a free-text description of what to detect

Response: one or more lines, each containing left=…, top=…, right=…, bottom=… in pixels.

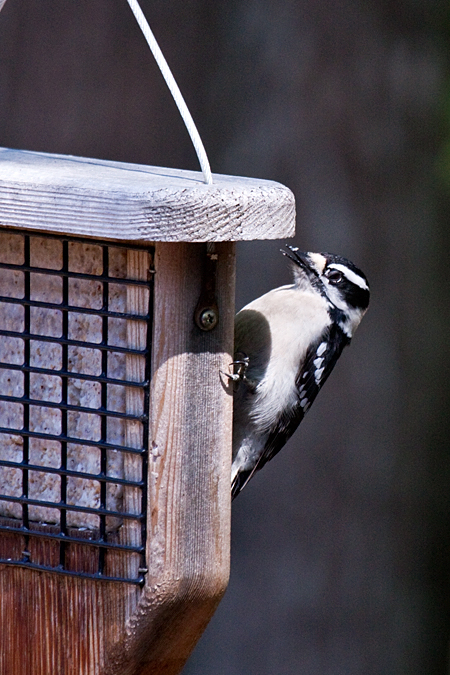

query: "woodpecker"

left=230, top=247, right=370, bottom=499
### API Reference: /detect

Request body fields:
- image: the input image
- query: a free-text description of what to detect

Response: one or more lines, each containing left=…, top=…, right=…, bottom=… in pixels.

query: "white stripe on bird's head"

left=327, top=263, right=369, bottom=291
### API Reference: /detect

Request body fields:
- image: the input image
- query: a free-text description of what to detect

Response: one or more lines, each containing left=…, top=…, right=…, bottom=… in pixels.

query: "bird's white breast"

left=235, top=285, right=331, bottom=431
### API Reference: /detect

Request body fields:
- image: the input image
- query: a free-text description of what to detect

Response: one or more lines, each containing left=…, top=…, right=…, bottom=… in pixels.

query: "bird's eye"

left=325, top=269, right=344, bottom=283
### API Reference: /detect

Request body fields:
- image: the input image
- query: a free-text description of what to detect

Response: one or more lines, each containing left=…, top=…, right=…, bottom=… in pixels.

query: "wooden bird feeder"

left=0, top=147, right=295, bottom=675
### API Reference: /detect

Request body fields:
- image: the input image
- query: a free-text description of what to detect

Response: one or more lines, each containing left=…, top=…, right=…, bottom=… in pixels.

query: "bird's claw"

left=221, top=353, right=249, bottom=383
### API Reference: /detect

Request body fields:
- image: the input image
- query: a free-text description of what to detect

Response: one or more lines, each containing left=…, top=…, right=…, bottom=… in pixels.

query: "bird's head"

left=283, top=246, right=370, bottom=338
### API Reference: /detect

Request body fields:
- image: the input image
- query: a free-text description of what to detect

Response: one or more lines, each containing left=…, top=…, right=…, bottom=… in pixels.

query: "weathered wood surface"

left=0, top=148, right=295, bottom=242
left=107, top=241, right=235, bottom=675
left=0, top=241, right=235, bottom=675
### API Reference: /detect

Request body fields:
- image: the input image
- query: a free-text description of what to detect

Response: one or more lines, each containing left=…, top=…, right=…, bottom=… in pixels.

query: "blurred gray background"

left=1, top=1, right=449, bottom=673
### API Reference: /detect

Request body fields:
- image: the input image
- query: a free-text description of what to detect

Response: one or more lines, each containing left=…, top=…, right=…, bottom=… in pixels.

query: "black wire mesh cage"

left=0, top=226, right=153, bottom=583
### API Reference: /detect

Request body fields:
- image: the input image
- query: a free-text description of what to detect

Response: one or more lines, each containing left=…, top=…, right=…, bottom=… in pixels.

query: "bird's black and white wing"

left=231, top=323, right=350, bottom=499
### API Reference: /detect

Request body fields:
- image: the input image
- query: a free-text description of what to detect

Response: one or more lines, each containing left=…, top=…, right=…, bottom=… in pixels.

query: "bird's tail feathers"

left=231, top=464, right=260, bottom=500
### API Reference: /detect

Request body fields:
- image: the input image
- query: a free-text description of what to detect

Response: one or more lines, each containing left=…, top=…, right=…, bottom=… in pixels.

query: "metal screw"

left=198, top=307, right=218, bottom=330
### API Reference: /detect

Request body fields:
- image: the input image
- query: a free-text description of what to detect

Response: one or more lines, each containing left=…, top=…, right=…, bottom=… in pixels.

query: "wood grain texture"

left=122, top=249, right=150, bottom=580
left=106, top=241, right=235, bottom=675
left=0, top=148, right=295, bottom=242
left=0, top=241, right=235, bottom=675
left=0, top=562, right=140, bottom=675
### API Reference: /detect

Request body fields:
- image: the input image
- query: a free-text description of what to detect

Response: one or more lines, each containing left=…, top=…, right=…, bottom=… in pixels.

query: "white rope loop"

left=126, top=0, right=213, bottom=185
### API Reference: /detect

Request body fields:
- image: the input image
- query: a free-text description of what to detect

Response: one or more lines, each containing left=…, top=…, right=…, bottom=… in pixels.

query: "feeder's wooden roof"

left=0, top=148, right=295, bottom=242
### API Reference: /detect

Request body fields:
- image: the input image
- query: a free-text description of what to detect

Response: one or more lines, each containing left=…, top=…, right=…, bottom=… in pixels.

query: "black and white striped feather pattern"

left=231, top=322, right=349, bottom=499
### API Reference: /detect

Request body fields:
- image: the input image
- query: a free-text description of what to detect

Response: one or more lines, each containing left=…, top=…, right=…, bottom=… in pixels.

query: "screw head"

left=198, top=307, right=218, bottom=330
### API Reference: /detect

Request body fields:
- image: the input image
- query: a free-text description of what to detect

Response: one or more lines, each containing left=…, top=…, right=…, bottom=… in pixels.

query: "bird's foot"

left=221, top=352, right=249, bottom=382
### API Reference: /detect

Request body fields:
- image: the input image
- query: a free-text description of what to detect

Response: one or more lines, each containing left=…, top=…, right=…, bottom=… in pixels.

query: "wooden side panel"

left=106, top=241, right=235, bottom=675
left=0, top=561, right=141, bottom=675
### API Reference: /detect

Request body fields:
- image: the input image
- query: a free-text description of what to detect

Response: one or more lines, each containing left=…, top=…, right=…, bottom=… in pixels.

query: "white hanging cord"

left=126, top=0, right=213, bottom=185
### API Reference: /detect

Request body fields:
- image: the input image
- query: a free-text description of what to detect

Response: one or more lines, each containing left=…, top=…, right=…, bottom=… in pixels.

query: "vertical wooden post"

left=123, top=250, right=150, bottom=579
left=106, top=241, right=235, bottom=675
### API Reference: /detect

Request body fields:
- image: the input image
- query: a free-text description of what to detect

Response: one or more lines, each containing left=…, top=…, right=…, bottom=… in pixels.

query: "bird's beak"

left=282, top=246, right=317, bottom=278
left=281, top=246, right=327, bottom=291
left=282, top=245, right=308, bottom=266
